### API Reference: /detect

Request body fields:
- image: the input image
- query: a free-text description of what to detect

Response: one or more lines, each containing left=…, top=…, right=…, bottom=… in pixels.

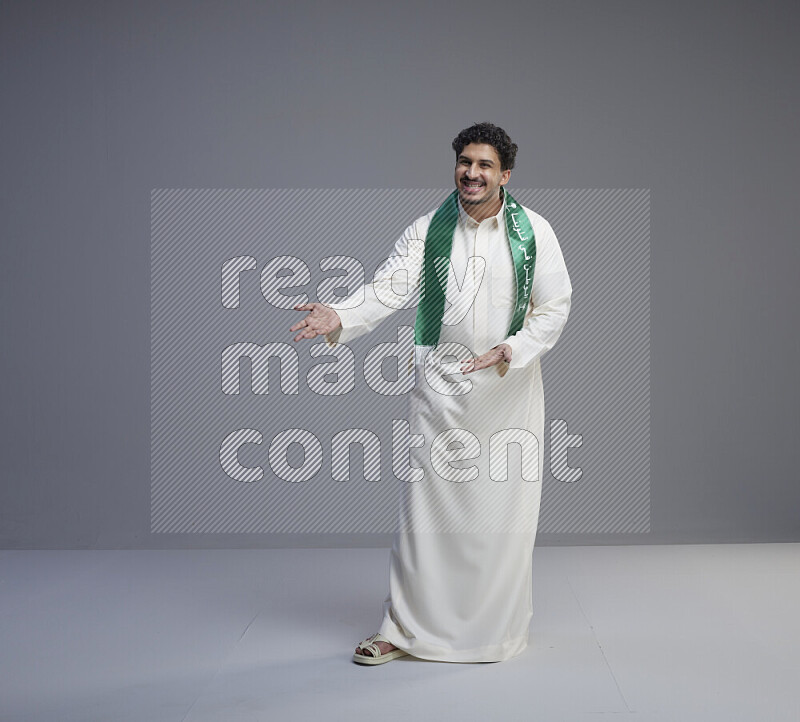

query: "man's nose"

left=465, top=164, right=480, bottom=178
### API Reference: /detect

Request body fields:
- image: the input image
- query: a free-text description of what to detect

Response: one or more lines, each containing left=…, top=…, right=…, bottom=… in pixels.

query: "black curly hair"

left=452, top=122, right=518, bottom=172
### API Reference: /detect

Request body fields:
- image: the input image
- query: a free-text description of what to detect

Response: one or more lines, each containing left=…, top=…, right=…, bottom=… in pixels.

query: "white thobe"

left=325, top=188, right=572, bottom=662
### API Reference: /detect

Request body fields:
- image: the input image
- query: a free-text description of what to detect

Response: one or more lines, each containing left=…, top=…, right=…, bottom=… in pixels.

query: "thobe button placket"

left=473, top=220, right=491, bottom=353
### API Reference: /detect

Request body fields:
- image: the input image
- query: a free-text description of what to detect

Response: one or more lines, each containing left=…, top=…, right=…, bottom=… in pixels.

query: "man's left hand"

left=460, top=343, right=512, bottom=374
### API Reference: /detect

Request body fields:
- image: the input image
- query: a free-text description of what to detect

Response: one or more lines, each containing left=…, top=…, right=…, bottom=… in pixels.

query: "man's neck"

left=463, top=189, right=503, bottom=223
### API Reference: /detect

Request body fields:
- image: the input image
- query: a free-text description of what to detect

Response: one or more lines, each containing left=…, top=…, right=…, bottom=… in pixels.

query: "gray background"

left=1, top=0, right=797, bottom=548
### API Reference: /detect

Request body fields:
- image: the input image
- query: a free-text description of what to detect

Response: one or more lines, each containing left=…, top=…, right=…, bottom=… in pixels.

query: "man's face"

left=454, top=143, right=511, bottom=208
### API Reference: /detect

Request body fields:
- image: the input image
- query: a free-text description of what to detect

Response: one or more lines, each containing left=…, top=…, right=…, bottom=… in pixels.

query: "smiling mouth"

left=462, top=182, right=484, bottom=192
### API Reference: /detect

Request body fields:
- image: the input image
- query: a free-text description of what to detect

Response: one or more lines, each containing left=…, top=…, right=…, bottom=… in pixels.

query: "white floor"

left=0, top=544, right=797, bottom=722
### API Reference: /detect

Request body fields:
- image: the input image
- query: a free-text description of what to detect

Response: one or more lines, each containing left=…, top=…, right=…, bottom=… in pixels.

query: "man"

left=290, top=123, right=572, bottom=664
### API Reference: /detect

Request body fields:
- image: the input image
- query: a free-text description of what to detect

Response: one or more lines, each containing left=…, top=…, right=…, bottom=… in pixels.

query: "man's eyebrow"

left=458, top=155, right=496, bottom=165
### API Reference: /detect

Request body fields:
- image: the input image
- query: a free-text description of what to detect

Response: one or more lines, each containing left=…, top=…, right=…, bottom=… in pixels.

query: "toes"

left=355, top=636, right=397, bottom=658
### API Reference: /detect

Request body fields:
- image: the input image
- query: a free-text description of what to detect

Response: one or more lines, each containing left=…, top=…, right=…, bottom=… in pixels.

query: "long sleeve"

left=501, top=213, right=572, bottom=369
left=324, top=217, right=427, bottom=348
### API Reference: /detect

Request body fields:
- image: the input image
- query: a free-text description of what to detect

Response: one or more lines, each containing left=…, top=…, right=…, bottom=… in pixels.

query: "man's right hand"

left=290, top=303, right=342, bottom=342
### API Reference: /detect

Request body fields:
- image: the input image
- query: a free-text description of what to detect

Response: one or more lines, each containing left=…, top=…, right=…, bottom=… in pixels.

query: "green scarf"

left=413, top=188, right=536, bottom=347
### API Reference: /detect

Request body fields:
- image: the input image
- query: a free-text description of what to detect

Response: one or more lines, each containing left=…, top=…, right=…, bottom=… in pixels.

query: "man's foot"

left=355, top=636, right=397, bottom=658
left=352, top=633, right=408, bottom=664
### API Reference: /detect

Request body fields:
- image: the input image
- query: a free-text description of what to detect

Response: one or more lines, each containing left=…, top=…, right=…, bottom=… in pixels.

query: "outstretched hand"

left=290, top=303, right=342, bottom=342
left=460, top=343, right=512, bottom=374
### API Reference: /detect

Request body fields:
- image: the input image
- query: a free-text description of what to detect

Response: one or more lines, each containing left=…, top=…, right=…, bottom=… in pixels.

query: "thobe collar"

left=457, top=186, right=507, bottom=229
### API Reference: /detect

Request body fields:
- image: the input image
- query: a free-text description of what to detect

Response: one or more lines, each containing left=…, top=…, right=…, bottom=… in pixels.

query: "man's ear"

left=500, top=170, right=511, bottom=185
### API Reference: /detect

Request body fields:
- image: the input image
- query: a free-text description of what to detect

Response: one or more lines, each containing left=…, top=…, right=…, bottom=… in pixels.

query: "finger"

left=289, top=318, right=307, bottom=332
left=294, top=325, right=317, bottom=341
left=293, top=303, right=312, bottom=311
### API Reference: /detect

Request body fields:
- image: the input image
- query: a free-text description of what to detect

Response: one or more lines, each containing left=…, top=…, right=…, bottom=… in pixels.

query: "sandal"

left=352, top=633, right=409, bottom=665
